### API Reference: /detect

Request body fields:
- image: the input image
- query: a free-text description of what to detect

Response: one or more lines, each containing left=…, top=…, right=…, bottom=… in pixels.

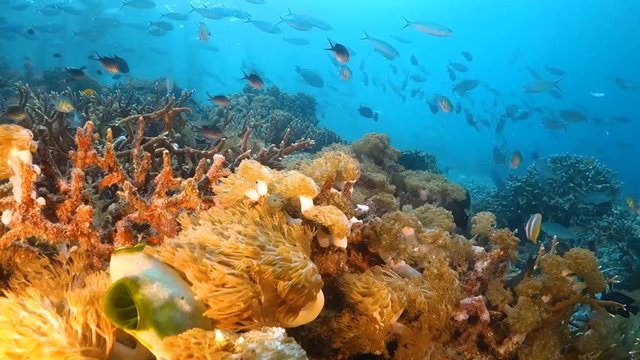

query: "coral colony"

left=0, top=79, right=639, bottom=360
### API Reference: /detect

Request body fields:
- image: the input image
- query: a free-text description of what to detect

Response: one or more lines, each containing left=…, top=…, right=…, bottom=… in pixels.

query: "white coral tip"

left=299, top=195, right=314, bottom=213
left=2, top=210, right=14, bottom=226
left=256, top=180, right=268, bottom=196
left=332, top=236, right=348, bottom=249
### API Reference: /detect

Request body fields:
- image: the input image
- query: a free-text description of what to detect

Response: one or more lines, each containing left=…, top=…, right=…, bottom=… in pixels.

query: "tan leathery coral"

left=146, top=203, right=324, bottom=331
left=302, top=204, right=352, bottom=248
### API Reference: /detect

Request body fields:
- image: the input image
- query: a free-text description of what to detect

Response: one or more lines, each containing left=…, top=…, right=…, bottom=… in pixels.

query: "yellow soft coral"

left=297, top=150, right=360, bottom=191
left=563, top=248, right=607, bottom=294
left=411, top=203, right=455, bottom=232
left=489, top=228, right=520, bottom=260
left=0, top=253, right=116, bottom=360
left=398, top=170, right=467, bottom=203
left=213, top=160, right=274, bottom=205
left=146, top=204, right=324, bottom=331
left=469, top=211, right=497, bottom=239
left=163, top=327, right=308, bottom=360
left=301, top=204, right=351, bottom=248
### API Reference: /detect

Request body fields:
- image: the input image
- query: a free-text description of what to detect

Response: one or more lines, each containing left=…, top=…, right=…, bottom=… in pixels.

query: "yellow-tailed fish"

left=55, top=96, right=75, bottom=113
left=82, top=88, right=97, bottom=97
left=510, top=150, right=522, bottom=169
left=525, top=213, right=542, bottom=244
left=627, top=196, right=637, bottom=210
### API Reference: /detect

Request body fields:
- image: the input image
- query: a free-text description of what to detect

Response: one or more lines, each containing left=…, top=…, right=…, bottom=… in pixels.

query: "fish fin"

left=554, top=76, right=563, bottom=90
left=187, top=3, right=196, bottom=14
left=401, top=16, right=411, bottom=29
left=361, top=31, right=369, bottom=40
left=325, top=38, right=334, bottom=50
left=276, top=16, right=285, bottom=25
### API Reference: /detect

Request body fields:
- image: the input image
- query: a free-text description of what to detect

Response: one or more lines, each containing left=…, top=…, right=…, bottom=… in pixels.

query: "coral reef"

left=0, top=72, right=637, bottom=360
left=485, top=154, right=640, bottom=288
left=207, top=85, right=342, bottom=152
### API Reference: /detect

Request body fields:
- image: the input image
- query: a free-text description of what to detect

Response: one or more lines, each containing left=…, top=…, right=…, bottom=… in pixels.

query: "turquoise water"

left=1, top=0, right=639, bottom=194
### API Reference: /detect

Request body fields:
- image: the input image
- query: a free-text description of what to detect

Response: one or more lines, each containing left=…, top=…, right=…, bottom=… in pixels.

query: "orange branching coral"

left=470, top=211, right=497, bottom=240
left=146, top=204, right=324, bottom=331
left=114, top=150, right=203, bottom=246
left=163, top=327, right=308, bottom=360
left=0, top=253, right=116, bottom=360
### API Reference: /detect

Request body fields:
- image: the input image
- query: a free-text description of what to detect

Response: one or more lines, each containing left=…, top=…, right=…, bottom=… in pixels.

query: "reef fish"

left=295, top=66, right=324, bottom=88
left=437, top=96, right=453, bottom=113
left=120, top=0, right=156, bottom=9
left=559, top=109, right=588, bottom=123
left=524, top=213, right=542, bottom=244
left=283, top=37, right=309, bottom=46
left=510, top=150, right=522, bottom=169
left=448, top=62, right=469, bottom=72
left=197, top=125, right=224, bottom=142
left=65, top=66, right=87, bottom=79
left=94, top=53, right=130, bottom=74
left=362, top=31, right=400, bottom=60
left=198, top=22, right=210, bottom=42
left=600, top=291, right=639, bottom=318
left=340, top=65, right=352, bottom=81
left=245, top=19, right=281, bottom=34
left=1, top=105, right=28, bottom=122
left=357, top=106, right=378, bottom=121
left=524, top=77, right=562, bottom=93
left=242, top=71, right=264, bottom=90
left=401, top=17, right=453, bottom=37
left=452, top=79, right=479, bottom=96
left=462, top=51, right=473, bottom=61
left=207, top=94, right=230, bottom=107
left=326, top=39, right=350, bottom=65
left=54, top=96, right=75, bottom=113
left=540, top=222, right=577, bottom=240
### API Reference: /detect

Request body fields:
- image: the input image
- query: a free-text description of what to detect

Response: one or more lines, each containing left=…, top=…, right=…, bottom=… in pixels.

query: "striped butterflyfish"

left=525, top=213, right=542, bottom=244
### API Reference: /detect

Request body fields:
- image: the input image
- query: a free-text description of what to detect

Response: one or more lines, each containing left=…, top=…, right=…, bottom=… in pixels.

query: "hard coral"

left=146, top=204, right=324, bottom=331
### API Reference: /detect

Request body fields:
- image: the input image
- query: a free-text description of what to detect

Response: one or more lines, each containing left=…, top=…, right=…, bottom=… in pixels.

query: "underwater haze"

left=3, top=0, right=640, bottom=358
left=1, top=0, right=639, bottom=195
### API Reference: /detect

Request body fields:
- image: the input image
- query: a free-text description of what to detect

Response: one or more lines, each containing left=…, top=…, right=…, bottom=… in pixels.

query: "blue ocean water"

left=1, top=0, right=639, bottom=196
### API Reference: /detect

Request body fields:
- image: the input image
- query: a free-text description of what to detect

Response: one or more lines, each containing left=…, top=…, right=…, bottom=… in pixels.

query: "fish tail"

left=119, top=1, right=126, bottom=10
left=361, top=31, right=369, bottom=40
left=401, top=16, right=411, bottom=29
left=187, top=3, right=195, bottom=14
left=276, top=16, right=285, bottom=25
left=373, top=112, right=378, bottom=121
left=554, top=76, right=563, bottom=90
left=325, top=38, right=334, bottom=50
left=287, top=8, right=293, bottom=16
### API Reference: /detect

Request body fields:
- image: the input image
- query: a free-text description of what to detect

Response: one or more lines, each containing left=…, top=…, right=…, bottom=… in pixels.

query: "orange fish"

left=510, top=150, right=522, bottom=169
left=326, top=39, right=350, bottom=65
left=198, top=22, right=210, bottom=42
left=207, top=93, right=230, bottom=107
left=339, top=65, right=352, bottom=81
left=438, top=96, right=453, bottom=113
left=242, top=71, right=264, bottom=90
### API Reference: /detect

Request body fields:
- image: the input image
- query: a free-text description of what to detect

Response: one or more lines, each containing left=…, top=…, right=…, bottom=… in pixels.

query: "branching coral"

left=485, top=154, right=639, bottom=286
